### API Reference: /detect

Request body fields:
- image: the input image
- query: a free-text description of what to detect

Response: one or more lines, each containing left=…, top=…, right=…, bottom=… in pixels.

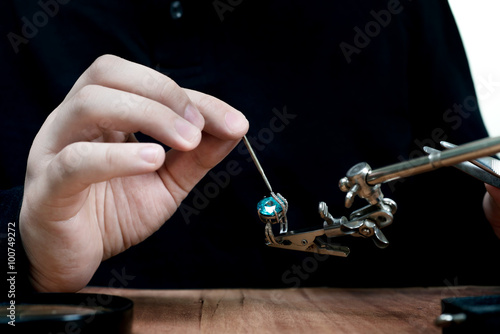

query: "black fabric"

left=0, top=187, right=34, bottom=301
left=0, top=0, right=499, bottom=294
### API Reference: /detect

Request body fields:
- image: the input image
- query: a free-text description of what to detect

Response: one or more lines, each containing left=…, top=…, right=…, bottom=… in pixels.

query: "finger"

left=483, top=184, right=500, bottom=238
left=185, top=89, right=249, bottom=140
left=49, top=85, right=202, bottom=152
left=64, top=55, right=204, bottom=129
left=159, top=133, right=242, bottom=205
left=42, top=142, right=166, bottom=209
left=157, top=91, right=249, bottom=203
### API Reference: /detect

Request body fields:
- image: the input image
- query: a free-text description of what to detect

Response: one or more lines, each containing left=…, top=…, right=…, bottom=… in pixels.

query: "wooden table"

left=82, top=286, right=500, bottom=333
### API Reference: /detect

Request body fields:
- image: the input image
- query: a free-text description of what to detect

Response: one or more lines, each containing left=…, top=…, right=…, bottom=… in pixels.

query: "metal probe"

left=243, top=135, right=274, bottom=192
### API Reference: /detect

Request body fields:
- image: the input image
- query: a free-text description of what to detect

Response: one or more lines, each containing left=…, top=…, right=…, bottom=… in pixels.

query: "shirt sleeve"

left=1, top=186, right=35, bottom=302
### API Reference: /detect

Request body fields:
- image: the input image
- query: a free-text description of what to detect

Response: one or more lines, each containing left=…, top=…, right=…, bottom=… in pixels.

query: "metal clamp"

left=249, top=136, right=500, bottom=257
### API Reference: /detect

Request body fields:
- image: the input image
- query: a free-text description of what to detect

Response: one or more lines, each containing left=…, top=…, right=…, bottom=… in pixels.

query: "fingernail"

left=184, top=104, right=204, bottom=129
left=225, top=110, right=248, bottom=134
left=175, top=119, right=201, bottom=143
left=140, top=146, right=160, bottom=164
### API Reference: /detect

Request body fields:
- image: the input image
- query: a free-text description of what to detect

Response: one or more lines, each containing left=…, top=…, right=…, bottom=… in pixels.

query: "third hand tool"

left=243, top=135, right=500, bottom=257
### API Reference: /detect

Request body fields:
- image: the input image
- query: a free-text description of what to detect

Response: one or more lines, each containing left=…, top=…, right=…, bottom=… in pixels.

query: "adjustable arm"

left=258, top=136, right=500, bottom=257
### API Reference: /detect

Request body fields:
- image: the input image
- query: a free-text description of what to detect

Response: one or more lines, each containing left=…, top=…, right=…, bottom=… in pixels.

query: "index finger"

left=184, top=89, right=249, bottom=140
left=64, top=54, right=204, bottom=129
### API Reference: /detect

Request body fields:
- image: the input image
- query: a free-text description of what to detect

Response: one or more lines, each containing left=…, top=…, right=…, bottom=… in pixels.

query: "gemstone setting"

left=257, top=196, right=287, bottom=227
left=257, top=197, right=283, bottom=217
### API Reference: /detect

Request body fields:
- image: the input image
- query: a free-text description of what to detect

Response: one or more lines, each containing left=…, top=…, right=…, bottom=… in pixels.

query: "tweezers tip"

left=422, top=146, right=434, bottom=154
left=440, top=141, right=455, bottom=149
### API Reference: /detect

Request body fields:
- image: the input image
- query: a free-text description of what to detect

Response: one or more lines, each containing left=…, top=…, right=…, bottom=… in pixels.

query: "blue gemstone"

left=257, top=197, right=283, bottom=216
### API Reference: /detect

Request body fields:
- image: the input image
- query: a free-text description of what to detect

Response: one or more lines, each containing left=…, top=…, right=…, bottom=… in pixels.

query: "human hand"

left=483, top=184, right=500, bottom=238
left=19, top=55, right=249, bottom=292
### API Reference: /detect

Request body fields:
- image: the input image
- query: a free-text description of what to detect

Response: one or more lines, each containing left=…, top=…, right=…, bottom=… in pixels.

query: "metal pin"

left=243, top=135, right=273, bottom=192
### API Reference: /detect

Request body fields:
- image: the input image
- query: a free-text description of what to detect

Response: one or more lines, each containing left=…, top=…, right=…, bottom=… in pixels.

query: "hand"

left=483, top=184, right=500, bottom=238
left=19, top=55, right=249, bottom=292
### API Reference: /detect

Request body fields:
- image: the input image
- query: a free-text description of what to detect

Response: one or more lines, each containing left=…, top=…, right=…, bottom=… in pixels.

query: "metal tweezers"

left=423, top=140, right=500, bottom=188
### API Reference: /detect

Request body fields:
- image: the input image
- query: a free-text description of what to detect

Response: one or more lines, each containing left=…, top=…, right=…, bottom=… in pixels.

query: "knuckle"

left=197, top=93, right=225, bottom=113
left=102, top=146, right=117, bottom=167
left=70, top=84, right=99, bottom=116
left=140, top=99, right=158, bottom=119
left=86, top=54, right=120, bottom=82
left=192, top=150, right=214, bottom=170
left=157, top=77, right=184, bottom=107
left=52, top=144, right=84, bottom=179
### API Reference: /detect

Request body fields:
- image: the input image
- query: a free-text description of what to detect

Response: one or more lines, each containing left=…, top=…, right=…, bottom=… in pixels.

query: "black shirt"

left=1, top=0, right=499, bottom=294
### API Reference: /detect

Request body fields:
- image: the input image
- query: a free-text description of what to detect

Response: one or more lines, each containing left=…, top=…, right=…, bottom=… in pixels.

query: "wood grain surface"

left=82, top=286, right=500, bottom=334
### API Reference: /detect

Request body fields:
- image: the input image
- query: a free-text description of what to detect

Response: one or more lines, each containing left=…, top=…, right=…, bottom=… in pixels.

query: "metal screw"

left=361, top=228, right=371, bottom=235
